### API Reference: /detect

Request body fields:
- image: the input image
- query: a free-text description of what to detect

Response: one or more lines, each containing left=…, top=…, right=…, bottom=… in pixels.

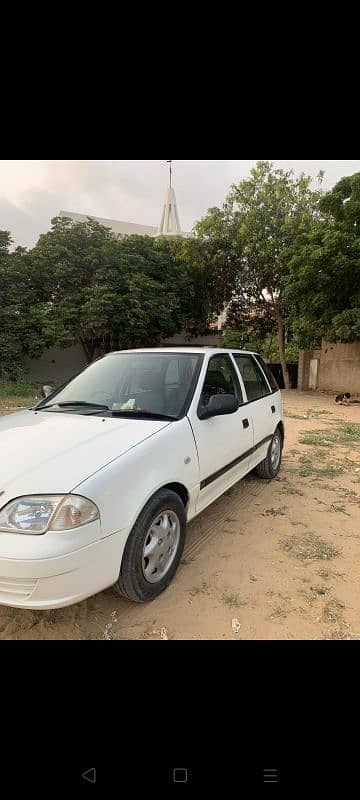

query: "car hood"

left=0, top=410, right=170, bottom=502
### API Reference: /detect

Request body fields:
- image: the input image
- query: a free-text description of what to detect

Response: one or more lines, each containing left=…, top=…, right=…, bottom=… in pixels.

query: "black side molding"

left=200, top=435, right=273, bottom=490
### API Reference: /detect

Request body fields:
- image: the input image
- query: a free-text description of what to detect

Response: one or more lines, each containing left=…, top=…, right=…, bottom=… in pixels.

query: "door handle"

left=242, top=418, right=249, bottom=429
left=271, top=405, right=276, bottom=414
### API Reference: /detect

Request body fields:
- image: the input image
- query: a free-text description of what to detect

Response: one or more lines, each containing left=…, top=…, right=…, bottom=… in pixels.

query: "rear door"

left=188, top=353, right=254, bottom=513
left=232, top=353, right=276, bottom=469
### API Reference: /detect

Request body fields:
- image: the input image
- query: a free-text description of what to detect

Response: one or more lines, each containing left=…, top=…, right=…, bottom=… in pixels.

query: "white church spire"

left=157, top=160, right=182, bottom=238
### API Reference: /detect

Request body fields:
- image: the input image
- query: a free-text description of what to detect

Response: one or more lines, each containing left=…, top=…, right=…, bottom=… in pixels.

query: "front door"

left=188, top=354, right=254, bottom=514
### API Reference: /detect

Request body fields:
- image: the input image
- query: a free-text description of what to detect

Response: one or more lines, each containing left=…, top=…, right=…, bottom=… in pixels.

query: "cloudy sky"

left=1, top=160, right=359, bottom=248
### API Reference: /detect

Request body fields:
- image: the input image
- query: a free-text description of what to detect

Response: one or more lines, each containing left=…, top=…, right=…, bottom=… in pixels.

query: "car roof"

left=107, top=348, right=259, bottom=356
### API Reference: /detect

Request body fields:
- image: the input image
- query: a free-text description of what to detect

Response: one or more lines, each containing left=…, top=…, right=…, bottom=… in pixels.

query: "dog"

left=335, top=392, right=351, bottom=405
left=335, top=392, right=360, bottom=405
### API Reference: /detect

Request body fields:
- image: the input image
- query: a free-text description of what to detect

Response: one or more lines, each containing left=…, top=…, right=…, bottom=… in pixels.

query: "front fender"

left=75, top=418, right=200, bottom=537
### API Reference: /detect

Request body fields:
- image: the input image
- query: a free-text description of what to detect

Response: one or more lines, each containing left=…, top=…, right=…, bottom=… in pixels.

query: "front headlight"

left=0, top=495, right=99, bottom=535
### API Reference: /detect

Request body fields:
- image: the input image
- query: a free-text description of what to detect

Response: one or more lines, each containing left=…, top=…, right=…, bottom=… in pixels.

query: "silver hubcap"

left=142, top=510, right=180, bottom=584
left=271, top=433, right=281, bottom=471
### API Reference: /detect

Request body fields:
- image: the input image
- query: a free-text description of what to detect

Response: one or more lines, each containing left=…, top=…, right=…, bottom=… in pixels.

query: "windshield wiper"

left=38, top=401, right=110, bottom=411
left=37, top=403, right=176, bottom=421
left=110, top=410, right=177, bottom=421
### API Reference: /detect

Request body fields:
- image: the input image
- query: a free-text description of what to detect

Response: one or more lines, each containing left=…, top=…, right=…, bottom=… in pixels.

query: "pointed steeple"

left=157, top=160, right=182, bottom=238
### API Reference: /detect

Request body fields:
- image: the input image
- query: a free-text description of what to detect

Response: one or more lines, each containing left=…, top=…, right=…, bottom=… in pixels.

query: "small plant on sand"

left=280, top=484, right=304, bottom=497
left=280, top=532, right=340, bottom=561
left=322, top=598, right=346, bottom=623
left=223, top=593, right=247, bottom=608
left=262, top=506, right=287, bottom=517
left=190, top=581, right=209, bottom=597
left=311, top=585, right=330, bottom=597
left=317, top=569, right=344, bottom=580
left=329, top=503, right=349, bottom=515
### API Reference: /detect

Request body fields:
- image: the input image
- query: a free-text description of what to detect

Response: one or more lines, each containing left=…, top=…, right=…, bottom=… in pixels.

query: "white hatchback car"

left=0, top=349, right=284, bottom=609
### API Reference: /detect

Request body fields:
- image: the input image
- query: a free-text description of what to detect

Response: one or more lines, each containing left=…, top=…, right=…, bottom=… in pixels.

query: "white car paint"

left=188, top=356, right=254, bottom=513
left=0, top=348, right=284, bottom=609
left=0, top=410, right=171, bottom=501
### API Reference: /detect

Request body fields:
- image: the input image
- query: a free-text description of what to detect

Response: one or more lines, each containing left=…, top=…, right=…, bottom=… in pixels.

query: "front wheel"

left=114, top=489, right=187, bottom=603
left=256, top=428, right=283, bottom=480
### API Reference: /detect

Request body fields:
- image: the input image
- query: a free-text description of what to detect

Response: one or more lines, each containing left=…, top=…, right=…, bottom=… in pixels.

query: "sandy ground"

left=0, top=390, right=359, bottom=640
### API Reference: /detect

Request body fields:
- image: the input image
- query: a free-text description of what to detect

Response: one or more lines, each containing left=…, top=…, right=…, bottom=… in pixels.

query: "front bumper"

left=0, top=528, right=130, bottom=609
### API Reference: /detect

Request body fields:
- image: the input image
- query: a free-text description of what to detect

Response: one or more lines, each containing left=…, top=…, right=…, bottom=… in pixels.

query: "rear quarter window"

left=255, top=356, right=280, bottom=393
left=233, top=354, right=270, bottom=402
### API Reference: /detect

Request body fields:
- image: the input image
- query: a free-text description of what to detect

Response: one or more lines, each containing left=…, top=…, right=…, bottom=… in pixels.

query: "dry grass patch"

left=299, top=421, right=360, bottom=448
left=322, top=598, right=346, bottom=623
left=280, top=532, right=340, bottom=561
left=298, top=455, right=345, bottom=479
left=222, top=593, right=248, bottom=609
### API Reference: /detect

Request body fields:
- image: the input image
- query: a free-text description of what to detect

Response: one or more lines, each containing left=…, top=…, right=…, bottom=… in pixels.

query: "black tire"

left=256, top=427, right=283, bottom=480
left=114, top=489, right=187, bottom=603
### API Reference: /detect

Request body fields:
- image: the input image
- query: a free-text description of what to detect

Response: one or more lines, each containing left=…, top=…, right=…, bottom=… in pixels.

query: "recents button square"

left=173, top=768, right=188, bottom=783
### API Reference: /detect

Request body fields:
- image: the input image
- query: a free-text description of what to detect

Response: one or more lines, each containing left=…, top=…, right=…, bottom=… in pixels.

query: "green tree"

left=0, top=233, right=49, bottom=380
left=197, top=162, right=322, bottom=388
left=171, top=226, right=239, bottom=336
left=30, top=218, right=188, bottom=362
left=30, top=216, right=116, bottom=362
left=285, top=172, right=360, bottom=345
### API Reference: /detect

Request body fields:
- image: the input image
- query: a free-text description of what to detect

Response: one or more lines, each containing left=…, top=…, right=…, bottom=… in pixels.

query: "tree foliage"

left=1, top=215, right=227, bottom=377
left=196, top=162, right=323, bottom=386
left=285, top=172, right=360, bottom=345
left=29, top=217, right=191, bottom=362
left=0, top=232, right=51, bottom=379
left=1, top=167, right=359, bottom=383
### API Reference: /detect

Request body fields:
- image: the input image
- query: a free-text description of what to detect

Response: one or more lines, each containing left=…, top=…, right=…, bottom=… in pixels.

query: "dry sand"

left=0, top=390, right=359, bottom=640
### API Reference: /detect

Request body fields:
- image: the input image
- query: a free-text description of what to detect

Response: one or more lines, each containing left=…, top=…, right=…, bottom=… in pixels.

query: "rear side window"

left=233, top=354, right=271, bottom=402
left=255, top=356, right=280, bottom=393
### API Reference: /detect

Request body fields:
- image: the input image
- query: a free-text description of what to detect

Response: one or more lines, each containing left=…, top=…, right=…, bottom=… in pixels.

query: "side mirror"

left=198, top=393, right=239, bottom=420
left=41, top=385, right=54, bottom=399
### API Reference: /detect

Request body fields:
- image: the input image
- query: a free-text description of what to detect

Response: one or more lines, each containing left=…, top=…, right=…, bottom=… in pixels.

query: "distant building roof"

left=59, top=165, right=191, bottom=238
left=58, top=210, right=158, bottom=238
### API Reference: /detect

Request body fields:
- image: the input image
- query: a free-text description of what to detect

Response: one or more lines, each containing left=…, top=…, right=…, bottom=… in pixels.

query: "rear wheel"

left=256, top=428, right=283, bottom=480
left=114, top=489, right=187, bottom=603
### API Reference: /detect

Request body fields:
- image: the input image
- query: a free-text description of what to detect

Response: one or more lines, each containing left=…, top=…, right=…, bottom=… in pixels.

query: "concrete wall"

left=23, top=345, right=96, bottom=384
left=298, top=340, right=360, bottom=394
left=298, top=349, right=321, bottom=390
left=160, top=333, right=223, bottom=348
left=318, top=340, right=360, bottom=393
left=23, top=334, right=223, bottom=383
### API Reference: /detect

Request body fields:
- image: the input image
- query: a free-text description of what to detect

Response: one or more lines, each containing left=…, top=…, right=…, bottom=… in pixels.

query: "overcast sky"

left=1, top=160, right=359, bottom=249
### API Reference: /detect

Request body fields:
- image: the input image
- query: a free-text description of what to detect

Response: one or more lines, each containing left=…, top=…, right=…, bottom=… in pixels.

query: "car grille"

left=0, top=576, right=38, bottom=600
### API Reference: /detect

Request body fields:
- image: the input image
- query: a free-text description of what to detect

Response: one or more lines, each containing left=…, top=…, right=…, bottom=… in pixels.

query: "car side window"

left=233, top=354, right=271, bottom=402
left=199, top=354, right=243, bottom=409
left=255, top=356, right=280, bottom=393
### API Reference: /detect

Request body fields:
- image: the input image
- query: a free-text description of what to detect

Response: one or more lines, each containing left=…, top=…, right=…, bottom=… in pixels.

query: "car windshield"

left=37, top=352, right=203, bottom=420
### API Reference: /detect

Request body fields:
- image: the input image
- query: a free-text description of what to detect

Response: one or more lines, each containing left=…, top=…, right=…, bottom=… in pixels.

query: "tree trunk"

left=80, top=339, right=96, bottom=364
left=267, top=333, right=274, bottom=361
left=103, top=335, right=112, bottom=354
left=275, top=308, right=291, bottom=390
left=112, top=333, right=120, bottom=352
